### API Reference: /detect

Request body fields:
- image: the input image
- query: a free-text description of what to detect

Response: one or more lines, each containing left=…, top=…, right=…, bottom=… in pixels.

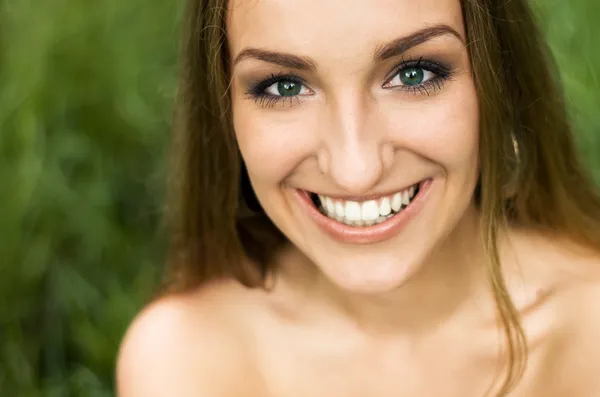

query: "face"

left=228, top=0, right=480, bottom=293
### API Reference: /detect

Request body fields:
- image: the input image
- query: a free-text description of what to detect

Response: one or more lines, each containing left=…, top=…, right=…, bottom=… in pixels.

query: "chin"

left=314, top=250, right=425, bottom=294
left=293, top=184, right=446, bottom=294
left=261, top=175, right=479, bottom=295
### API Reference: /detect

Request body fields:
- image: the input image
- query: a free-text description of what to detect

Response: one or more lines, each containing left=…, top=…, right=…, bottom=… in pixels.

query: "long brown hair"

left=165, top=0, right=600, bottom=394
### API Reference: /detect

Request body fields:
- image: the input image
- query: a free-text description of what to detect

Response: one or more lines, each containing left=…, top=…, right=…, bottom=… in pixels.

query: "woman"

left=117, top=0, right=600, bottom=396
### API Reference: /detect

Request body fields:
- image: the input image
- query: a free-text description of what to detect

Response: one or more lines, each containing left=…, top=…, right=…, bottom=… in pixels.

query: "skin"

left=116, top=0, right=600, bottom=396
left=230, top=0, right=480, bottom=300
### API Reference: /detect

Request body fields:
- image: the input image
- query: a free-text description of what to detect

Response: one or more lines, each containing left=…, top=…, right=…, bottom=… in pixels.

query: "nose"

left=319, top=93, right=388, bottom=195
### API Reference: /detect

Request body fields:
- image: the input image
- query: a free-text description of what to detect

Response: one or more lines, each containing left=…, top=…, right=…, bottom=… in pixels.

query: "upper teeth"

left=317, top=184, right=417, bottom=226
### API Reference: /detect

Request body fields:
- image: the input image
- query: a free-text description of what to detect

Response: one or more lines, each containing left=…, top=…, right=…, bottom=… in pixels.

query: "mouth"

left=295, top=178, right=432, bottom=244
left=309, top=181, right=423, bottom=227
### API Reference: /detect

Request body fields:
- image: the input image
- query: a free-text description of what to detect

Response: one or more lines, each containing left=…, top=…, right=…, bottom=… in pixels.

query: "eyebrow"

left=374, top=24, right=463, bottom=61
left=232, top=24, right=463, bottom=71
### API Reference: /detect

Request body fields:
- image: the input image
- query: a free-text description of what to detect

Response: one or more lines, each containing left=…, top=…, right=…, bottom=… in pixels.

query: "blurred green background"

left=0, top=0, right=598, bottom=396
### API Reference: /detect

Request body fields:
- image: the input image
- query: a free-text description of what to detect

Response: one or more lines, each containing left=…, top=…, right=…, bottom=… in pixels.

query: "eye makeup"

left=242, top=55, right=456, bottom=109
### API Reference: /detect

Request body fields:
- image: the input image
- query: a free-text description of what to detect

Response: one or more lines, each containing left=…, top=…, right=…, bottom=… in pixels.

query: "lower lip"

left=294, top=179, right=433, bottom=245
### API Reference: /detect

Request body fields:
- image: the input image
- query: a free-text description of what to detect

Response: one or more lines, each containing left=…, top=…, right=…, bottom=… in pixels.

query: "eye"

left=264, top=79, right=311, bottom=97
left=381, top=58, right=452, bottom=95
left=385, top=66, right=436, bottom=88
left=246, top=73, right=314, bottom=108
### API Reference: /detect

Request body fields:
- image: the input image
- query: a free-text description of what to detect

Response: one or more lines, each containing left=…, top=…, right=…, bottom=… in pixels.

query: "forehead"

left=227, top=0, right=465, bottom=59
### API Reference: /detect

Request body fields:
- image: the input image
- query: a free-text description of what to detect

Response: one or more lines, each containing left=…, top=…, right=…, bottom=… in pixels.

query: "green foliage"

left=533, top=0, right=600, bottom=181
left=1, top=0, right=180, bottom=395
left=0, top=0, right=598, bottom=396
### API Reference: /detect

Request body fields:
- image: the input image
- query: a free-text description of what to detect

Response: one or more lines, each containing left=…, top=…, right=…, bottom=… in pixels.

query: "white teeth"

left=335, top=201, right=345, bottom=217
left=325, top=197, right=335, bottom=214
left=402, top=190, right=410, bottom=206
left=361, top=200, right=379, bottom=221
left=345, top=201, right=362, bottom=221
left=379, top=197, right=391, bottom=216
left=314, top=182, right=419, bottom=227
left=391, top=193, right=402, bottom=212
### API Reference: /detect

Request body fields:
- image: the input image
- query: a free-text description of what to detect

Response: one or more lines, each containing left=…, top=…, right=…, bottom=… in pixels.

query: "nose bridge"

left=323, top=90, right=385, bottom=194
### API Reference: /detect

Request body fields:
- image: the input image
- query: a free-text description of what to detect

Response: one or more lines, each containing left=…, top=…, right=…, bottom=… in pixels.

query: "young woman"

left=117, top=0, right=600, bottom=396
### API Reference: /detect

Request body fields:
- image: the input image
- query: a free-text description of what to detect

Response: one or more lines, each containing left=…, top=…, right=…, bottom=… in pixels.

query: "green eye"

left=400, top=67, right=425, bottom=86
left=277, top=80, right=302, bottom=97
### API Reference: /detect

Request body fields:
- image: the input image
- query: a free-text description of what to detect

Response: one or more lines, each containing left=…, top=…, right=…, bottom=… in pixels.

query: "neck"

left=277, top=206, right=489, bottom=337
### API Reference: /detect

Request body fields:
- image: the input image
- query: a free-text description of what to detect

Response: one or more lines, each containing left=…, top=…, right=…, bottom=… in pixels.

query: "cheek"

left=383, top=83, right=479, bottom=173
left=234, top=79, right=480, bottom=187
left=233, top=103, right=318, bottom=186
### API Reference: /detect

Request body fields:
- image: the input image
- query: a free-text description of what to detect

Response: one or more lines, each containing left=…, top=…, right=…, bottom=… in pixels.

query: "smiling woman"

left=117, top=0, right=600, bottom=396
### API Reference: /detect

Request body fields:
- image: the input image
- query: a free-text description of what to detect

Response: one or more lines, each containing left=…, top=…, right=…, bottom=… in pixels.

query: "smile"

left=311, top=183, right=420, bottom=227
left=295, top=179, right=432, bottom=244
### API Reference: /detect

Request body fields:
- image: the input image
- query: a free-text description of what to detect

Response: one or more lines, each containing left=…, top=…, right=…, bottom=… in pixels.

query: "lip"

left=294, top=178, right=433, bottom=245
left=311, top=184, right=419, bottom=202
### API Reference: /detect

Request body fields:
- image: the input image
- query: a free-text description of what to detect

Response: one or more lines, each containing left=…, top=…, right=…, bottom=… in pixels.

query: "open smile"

left=311, top=182, right=421, bottom=226
left=295, top=179, right=432, bottom=244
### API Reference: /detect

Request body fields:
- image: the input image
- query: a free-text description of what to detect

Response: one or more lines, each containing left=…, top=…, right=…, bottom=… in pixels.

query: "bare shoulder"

left=548, top=239, right=600, bottom=393
left=116, top=280, right=262, bottom=397
left=563, top=254, right=600, bottom=354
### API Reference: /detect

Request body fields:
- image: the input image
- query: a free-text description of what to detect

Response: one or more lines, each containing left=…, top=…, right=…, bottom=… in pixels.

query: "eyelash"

left=245, top=57, right=454, bottom=109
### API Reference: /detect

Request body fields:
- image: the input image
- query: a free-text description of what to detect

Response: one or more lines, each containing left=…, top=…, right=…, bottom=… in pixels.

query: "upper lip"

left=305, top=179, right=425, bottom=202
